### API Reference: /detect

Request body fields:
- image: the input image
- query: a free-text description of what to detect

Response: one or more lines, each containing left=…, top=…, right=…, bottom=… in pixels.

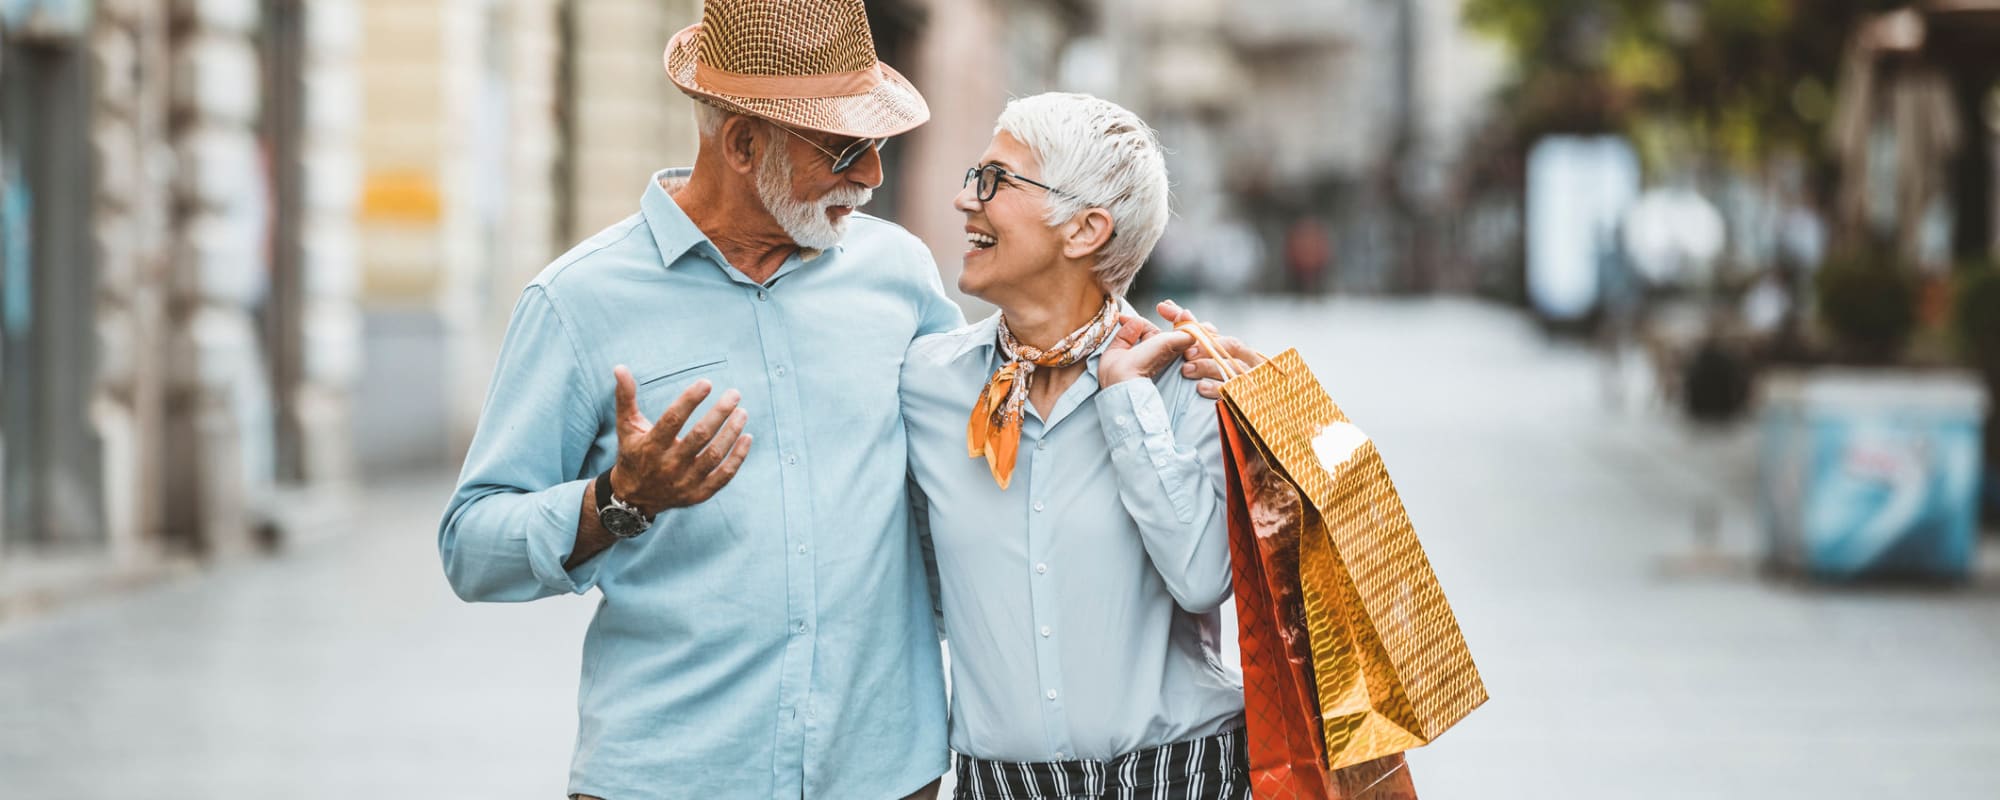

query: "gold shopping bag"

left=1186, top=326, right=1487, bottom=772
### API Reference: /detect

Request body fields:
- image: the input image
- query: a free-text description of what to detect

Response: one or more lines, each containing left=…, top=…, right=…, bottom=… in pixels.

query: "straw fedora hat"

left=665, top=0, right=930, bottom=139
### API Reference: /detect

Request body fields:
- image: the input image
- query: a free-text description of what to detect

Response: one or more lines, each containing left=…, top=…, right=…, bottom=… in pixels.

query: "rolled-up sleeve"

left=438, top=286, right=606, bottom=602
left=1094, top=374, right=1231, bottom=613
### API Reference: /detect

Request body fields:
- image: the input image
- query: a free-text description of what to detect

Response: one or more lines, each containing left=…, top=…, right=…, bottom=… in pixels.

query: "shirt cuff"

left=524, top=477, right=602, bottom=595
left=1095, top=377, right=1172, bottom=447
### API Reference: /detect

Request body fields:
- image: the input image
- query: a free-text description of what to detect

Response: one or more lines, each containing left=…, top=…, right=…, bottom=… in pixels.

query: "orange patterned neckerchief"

left=967, top=298, right=1123, bottom=490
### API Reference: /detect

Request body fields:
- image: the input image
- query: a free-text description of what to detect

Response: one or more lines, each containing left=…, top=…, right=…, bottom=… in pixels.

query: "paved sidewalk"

left=2, top=297, right=1996, bottom=798
left=0, top=479, right=596, bottom=799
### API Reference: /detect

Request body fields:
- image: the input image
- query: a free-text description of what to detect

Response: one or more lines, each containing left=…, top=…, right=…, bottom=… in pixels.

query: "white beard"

left=755, top=140, right=872, bottom=250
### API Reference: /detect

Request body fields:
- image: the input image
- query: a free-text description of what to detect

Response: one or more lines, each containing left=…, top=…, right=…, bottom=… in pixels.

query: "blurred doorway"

left=259, top=0, right=308, bottom=485
left=0, top=23, right=103, bottom=554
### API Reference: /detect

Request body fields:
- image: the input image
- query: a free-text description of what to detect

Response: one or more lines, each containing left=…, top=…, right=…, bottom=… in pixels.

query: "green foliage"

left=1816, top=251, right=1919, bottom=364
left=1464, top=0, right=1909, bottom=159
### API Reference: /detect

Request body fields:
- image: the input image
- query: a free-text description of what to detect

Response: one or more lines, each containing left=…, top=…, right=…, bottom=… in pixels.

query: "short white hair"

left=994, top=92, right=1170, bottom=296
left=692, top=100, right=729, bottom=137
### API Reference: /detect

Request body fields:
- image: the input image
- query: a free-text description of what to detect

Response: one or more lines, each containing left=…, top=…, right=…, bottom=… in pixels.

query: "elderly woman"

left=901, top=93, right=1248, bottom=799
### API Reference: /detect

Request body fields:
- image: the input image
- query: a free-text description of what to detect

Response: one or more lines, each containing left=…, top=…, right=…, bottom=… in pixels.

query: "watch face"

left=602, top=506, right=649, bottom=539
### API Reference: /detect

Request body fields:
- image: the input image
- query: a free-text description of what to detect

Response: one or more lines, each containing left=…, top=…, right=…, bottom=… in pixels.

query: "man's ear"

left=1061, top=208, right=1117, bottom=261
left=719, top=115, right=766, bottom=176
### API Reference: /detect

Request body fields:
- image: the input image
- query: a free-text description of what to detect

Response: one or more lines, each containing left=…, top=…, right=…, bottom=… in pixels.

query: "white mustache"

left=821, top=188, right=872, bottom=209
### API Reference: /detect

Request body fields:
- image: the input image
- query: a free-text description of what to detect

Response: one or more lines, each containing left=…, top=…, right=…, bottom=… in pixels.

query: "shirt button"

left=797, top=544, right=807, bottom=555
left=1033, top=501, right=1045, bottom=512
left=797, top=622, right=809, bottom=634
left=1153, top=457, right=1167, bottom=467
left=1115, top=415, right=1129, bottom=426
left=1035, top=563, right=1048, bottom=574
left=774, top=365, right=787, bottom=378
left=786, top=454, right=799, bottom=466
left=1040, top=626, right=1052, bottom=637
left=1054, top=751, right=1066, bottom=760
left=756, top=290, right=768, bottom=301
left=1035, top=441, right=1047, bottom=451
left=1046, top=690, right=1058, bottom=701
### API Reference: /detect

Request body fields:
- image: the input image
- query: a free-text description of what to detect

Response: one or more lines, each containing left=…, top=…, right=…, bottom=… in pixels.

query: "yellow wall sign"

left=360, top=171, right=443, bottom=223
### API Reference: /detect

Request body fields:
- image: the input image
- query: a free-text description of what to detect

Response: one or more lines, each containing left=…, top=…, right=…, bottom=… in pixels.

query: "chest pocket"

left=635, top=354, right=732, bottom=422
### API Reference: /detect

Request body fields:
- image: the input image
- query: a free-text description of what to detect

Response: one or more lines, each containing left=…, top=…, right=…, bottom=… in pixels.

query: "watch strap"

left=594, top=469, right=615, bottom=513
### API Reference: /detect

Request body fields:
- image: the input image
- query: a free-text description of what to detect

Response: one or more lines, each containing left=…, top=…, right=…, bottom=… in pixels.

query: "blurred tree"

left=1465, top=0, right=1907, bottom=170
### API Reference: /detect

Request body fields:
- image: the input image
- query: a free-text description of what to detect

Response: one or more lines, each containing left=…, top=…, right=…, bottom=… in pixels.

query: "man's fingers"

left=670, top=389, right=741, bottom=457
left=696, top=433, right=754, bottom=497
left=1181, top=356, right=1232, bottom=382
left=1195, top=379, right=1224, bottom=400
left=614, top=366, right=645, bottom=436
left=1220, top=336, right=1269, bottom=368
left=646, top=379, right=715, bottom=444
left=687, top=406, right=748, bottom=474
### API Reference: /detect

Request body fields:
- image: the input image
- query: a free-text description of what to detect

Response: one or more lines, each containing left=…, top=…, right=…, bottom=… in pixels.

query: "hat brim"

left=664, top=24, right=930, bottom=139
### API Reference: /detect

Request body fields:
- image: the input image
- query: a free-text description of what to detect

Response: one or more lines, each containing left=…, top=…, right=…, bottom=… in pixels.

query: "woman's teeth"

left=967, top=232, right=997, bottom=251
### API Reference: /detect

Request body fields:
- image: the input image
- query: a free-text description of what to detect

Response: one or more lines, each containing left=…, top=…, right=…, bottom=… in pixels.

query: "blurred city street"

left=2, top=296, right=1996, bottom=799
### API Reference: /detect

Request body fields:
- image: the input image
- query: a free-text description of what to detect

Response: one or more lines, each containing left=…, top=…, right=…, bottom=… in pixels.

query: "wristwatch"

left=594, top=470, right=654, bottom=539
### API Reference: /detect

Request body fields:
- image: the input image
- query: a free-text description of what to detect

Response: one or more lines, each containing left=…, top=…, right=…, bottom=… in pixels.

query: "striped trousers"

left=951, top=727, right=1250, bottom=800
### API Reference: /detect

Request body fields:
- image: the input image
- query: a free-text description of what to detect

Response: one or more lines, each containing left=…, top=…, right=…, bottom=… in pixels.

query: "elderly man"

left=438, top=1, right=961, bottom=798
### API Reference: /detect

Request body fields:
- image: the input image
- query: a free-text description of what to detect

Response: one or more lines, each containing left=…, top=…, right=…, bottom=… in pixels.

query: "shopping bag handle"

left=1174, top=316, right=1244, bottom=382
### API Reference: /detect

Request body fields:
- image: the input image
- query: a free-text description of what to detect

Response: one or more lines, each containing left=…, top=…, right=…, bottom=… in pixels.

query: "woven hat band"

left=693, top=61, right=883, bottom=100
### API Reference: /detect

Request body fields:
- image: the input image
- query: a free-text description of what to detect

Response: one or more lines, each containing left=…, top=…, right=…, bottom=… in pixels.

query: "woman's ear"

left=1061, top=208, right=1117, bottom=261
left=719, top=115, right=765, bottom=175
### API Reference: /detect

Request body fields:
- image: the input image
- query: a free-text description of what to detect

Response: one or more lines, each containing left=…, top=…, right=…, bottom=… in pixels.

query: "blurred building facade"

left=1, top=0, right=362, bottom=568
left=1100, top=0, right=1507, bottom=297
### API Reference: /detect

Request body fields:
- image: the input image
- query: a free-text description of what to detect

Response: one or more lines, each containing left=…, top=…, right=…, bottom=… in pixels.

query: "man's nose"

left=844, top=144, right=885, bottom=189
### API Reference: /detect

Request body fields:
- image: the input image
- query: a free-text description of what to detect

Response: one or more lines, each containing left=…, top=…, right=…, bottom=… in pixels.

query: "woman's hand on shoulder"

left=1098, top=315, right=1195, bottom=387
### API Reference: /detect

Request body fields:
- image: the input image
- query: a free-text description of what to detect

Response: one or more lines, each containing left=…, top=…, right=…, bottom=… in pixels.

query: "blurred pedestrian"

left=902, top=92, right=1265, bottom=799
left=1283, top=216, right=1333, bottom=295
left=437, top=2, right=962, bottom=797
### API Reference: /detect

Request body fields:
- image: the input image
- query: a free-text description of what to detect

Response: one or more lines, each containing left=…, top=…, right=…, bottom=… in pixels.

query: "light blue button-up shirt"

left=901, top=309, right=1246, bottom=763
left=440, top=169, right=965, bottom=799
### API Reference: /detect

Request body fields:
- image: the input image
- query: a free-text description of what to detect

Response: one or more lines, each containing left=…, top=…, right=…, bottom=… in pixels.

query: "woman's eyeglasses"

left=962, top=164, right=1117, bottom=238
left=963, top=163, right=1074, bottom=204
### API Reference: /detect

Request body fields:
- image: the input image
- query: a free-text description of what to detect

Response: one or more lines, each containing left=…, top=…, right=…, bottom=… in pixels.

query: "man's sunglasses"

left=776, top=125, right=886, bottom=174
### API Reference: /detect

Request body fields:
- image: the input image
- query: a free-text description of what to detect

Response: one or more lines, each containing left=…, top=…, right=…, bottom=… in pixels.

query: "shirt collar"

left=642, top=167, right=842, bottom=279
left=641, top=168, right=713, bottom=268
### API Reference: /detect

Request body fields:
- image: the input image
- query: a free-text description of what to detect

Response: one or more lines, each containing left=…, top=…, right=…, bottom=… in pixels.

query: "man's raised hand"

left=608, top=365, right=753, bottom=514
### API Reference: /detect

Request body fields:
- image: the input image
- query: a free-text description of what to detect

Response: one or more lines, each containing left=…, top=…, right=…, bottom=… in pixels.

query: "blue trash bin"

left=1759, top=371, right=1988, bottom=581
